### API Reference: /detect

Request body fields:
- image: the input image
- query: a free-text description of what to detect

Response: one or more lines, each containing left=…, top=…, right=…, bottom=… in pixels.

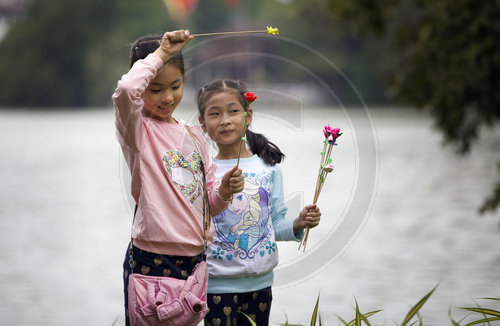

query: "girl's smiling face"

left=142, top=63, right=184, bottom=123
left=201, top=90, right=252, bottom=147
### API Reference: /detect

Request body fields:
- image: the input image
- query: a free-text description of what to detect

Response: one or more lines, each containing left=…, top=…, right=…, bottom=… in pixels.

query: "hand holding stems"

left=293, top=204, right=321, bottom=233
left=154, top=29, right=194, bottom=63
left=218, top=166, right=244, bottom=201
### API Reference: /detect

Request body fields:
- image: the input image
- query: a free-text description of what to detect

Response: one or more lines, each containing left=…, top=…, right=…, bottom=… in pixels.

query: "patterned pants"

left=122, top=242, right=204, bottom=326
left=204, top=287, right=272, bottom=326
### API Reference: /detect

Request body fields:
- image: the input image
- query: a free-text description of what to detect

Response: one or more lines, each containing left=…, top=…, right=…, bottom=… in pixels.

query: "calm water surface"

left=0, top=107, right=499, bottom=325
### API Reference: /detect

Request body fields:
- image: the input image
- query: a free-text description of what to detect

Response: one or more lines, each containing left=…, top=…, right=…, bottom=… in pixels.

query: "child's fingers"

left=230, top=166, right=242, bottom=177
left=164, top=30, right=191, bottom=43
left=230, top=169, right=245, bottom=193
left=185, top=29, right=194, bottom=40
left=221, top=166, right=236, bottom=181
left=306, top=215, right=321, bottom=228
left=305, top=204, right=321, bottom=215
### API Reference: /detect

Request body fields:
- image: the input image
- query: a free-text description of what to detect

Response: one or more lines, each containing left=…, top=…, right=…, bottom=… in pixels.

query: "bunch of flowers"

left=299, top=124, right=342, bottom=251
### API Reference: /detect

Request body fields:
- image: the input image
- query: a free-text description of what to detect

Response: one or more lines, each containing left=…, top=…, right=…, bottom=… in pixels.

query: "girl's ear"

left=198, top=116, right=206, bottom=132
left=246, top=108, right=253, bottom=127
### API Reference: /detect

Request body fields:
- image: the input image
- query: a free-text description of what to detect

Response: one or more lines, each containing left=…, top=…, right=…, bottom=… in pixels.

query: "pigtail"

left=246, top=129, right=285, bottom=166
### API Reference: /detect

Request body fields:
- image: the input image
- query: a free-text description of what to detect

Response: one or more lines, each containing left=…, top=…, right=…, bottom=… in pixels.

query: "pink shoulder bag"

left=127, top=125, right=211, bottom=326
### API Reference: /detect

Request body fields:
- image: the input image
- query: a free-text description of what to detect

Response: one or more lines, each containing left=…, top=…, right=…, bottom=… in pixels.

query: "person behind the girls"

left=196, top=79, right=321, bottom=326
left=113, top=30, right=245, bottom=325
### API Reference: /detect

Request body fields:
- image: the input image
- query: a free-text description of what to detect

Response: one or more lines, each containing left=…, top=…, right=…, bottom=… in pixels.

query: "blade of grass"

left=464, top=317, right=500, bottom=326
left=473, top=298, right=493, bottom=326
left=401, top=285, right=438, bottom=326
left=460, top=308, right=500, bottom=318
left=448, top=305, right=461, bottom=326
left=240, top=311, right=258, bottom=326
left=336, top=314, right=349, bottom=325
left=360, top=312, right=373, bottom=326
left=354, top=298, right=362, bottom=326
left=111, top=315, right=119, bottom=326
left=344, top=310, right=383, bottom=326
left=277, top=312, right=304, bottom=326
left=311, top=293, right=321, bottom=326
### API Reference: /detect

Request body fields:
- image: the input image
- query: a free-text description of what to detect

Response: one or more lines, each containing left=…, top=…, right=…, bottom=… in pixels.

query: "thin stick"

left=235, top=136, right=245, bottom=169
left=192, top=30, right=268, bottom=37
left=300, top=141, right=327, bottom=251
left=231, top=115, right=248, bottom=202
left=235, top=122, right=248, bottom=170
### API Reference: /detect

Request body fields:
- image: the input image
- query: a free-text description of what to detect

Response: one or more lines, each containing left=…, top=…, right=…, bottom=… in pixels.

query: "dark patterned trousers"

left=205, top=286, right=272, bottom=326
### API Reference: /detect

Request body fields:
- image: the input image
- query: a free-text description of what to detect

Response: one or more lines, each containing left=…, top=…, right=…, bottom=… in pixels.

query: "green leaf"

left=463, top=317, right=500, bottom=326
left=310, top=293, right=320, bottom=326
left=448, top=305, right=460, bottom=326
left=354, top=298, right=361, bottom=326
left=360, top=312, right=373, bottom=326
left=239, top=311, right=257, bottom=326
left=344, top=310, right=383, bottom=326
left=400, top=285, right=438, bottom=326
left=459, top=308, right=500, bottom=318
left=336, top=314, right=349, bottom=325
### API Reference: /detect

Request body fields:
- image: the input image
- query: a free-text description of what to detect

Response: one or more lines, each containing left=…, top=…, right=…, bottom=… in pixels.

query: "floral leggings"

left=204, top=286, right=272, bottom=326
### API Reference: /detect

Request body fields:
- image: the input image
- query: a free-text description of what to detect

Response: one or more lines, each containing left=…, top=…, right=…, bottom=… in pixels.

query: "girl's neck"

left=216, top=144, right=253, bottom=160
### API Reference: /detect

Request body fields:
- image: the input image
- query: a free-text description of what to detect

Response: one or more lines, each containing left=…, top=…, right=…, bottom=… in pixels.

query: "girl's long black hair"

left=196, top=79, right=285, bottom=166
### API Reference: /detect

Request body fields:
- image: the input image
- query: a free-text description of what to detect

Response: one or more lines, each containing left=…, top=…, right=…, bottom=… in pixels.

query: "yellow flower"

left=266, top=26, right=279, bottom=35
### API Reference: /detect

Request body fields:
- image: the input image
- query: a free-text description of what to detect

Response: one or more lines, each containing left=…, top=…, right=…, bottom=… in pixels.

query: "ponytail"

left=246, top=129, right=285, bottom=166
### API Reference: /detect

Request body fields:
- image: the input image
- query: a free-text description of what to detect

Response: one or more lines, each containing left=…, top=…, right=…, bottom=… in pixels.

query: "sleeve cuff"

left=209, top=190, right=229, bottom=217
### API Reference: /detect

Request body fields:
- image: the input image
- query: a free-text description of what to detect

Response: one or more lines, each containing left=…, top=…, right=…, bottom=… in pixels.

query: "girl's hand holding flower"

left=155, top=29, right=194, bottom=62
left=293, top=204, right=321, bottom=233
left=218, top=166, right=245, bottom=201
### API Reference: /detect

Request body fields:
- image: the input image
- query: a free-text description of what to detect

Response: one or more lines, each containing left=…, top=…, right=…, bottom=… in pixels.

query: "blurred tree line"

left=327, top=0, right=500, bottom=214
left=0, top=0, right=498, bottom=211
left=0, top=0, right=391, bottom=107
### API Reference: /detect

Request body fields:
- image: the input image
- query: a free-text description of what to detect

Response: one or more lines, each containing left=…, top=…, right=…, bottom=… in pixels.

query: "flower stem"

left=192, top=30, right=268, bottom=37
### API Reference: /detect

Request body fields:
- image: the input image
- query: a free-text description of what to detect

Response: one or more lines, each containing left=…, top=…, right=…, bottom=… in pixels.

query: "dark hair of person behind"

left=196, top=79, right=285, bottom=166
left=129, top=34, right=185, bottom=76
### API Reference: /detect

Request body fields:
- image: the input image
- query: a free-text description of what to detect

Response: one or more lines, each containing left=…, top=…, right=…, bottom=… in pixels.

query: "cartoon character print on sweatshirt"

left=162, top=150, right=203, bottom=205
left=213, top=171, right=273, bottom=260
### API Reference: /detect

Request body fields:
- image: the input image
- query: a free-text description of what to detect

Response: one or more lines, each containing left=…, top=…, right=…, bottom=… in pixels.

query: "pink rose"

left=323, top=124, right=335, bottom=138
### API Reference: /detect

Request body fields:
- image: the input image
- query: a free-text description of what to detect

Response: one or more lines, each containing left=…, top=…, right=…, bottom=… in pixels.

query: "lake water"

left=0, top=106, right=499, bottom=325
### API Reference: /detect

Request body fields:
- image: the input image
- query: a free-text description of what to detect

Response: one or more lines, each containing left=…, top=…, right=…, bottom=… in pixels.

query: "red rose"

left=244, top=92, right=257, bottom=104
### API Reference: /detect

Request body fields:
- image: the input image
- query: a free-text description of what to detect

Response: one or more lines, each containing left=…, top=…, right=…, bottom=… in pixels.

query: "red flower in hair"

left=244, top=92, right=257, bottom=104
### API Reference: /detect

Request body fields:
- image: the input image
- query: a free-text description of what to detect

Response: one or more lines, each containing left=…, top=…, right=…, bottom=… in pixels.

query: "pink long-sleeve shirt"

left=113, top=53, right=228, bottom=256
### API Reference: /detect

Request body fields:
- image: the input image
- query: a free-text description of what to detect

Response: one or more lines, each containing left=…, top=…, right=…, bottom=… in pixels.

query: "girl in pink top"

left=113, top=30, right=244, bottom=325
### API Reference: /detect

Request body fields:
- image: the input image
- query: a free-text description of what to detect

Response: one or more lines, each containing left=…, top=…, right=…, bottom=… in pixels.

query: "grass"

left=277, top=285, right=500, bottom=326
